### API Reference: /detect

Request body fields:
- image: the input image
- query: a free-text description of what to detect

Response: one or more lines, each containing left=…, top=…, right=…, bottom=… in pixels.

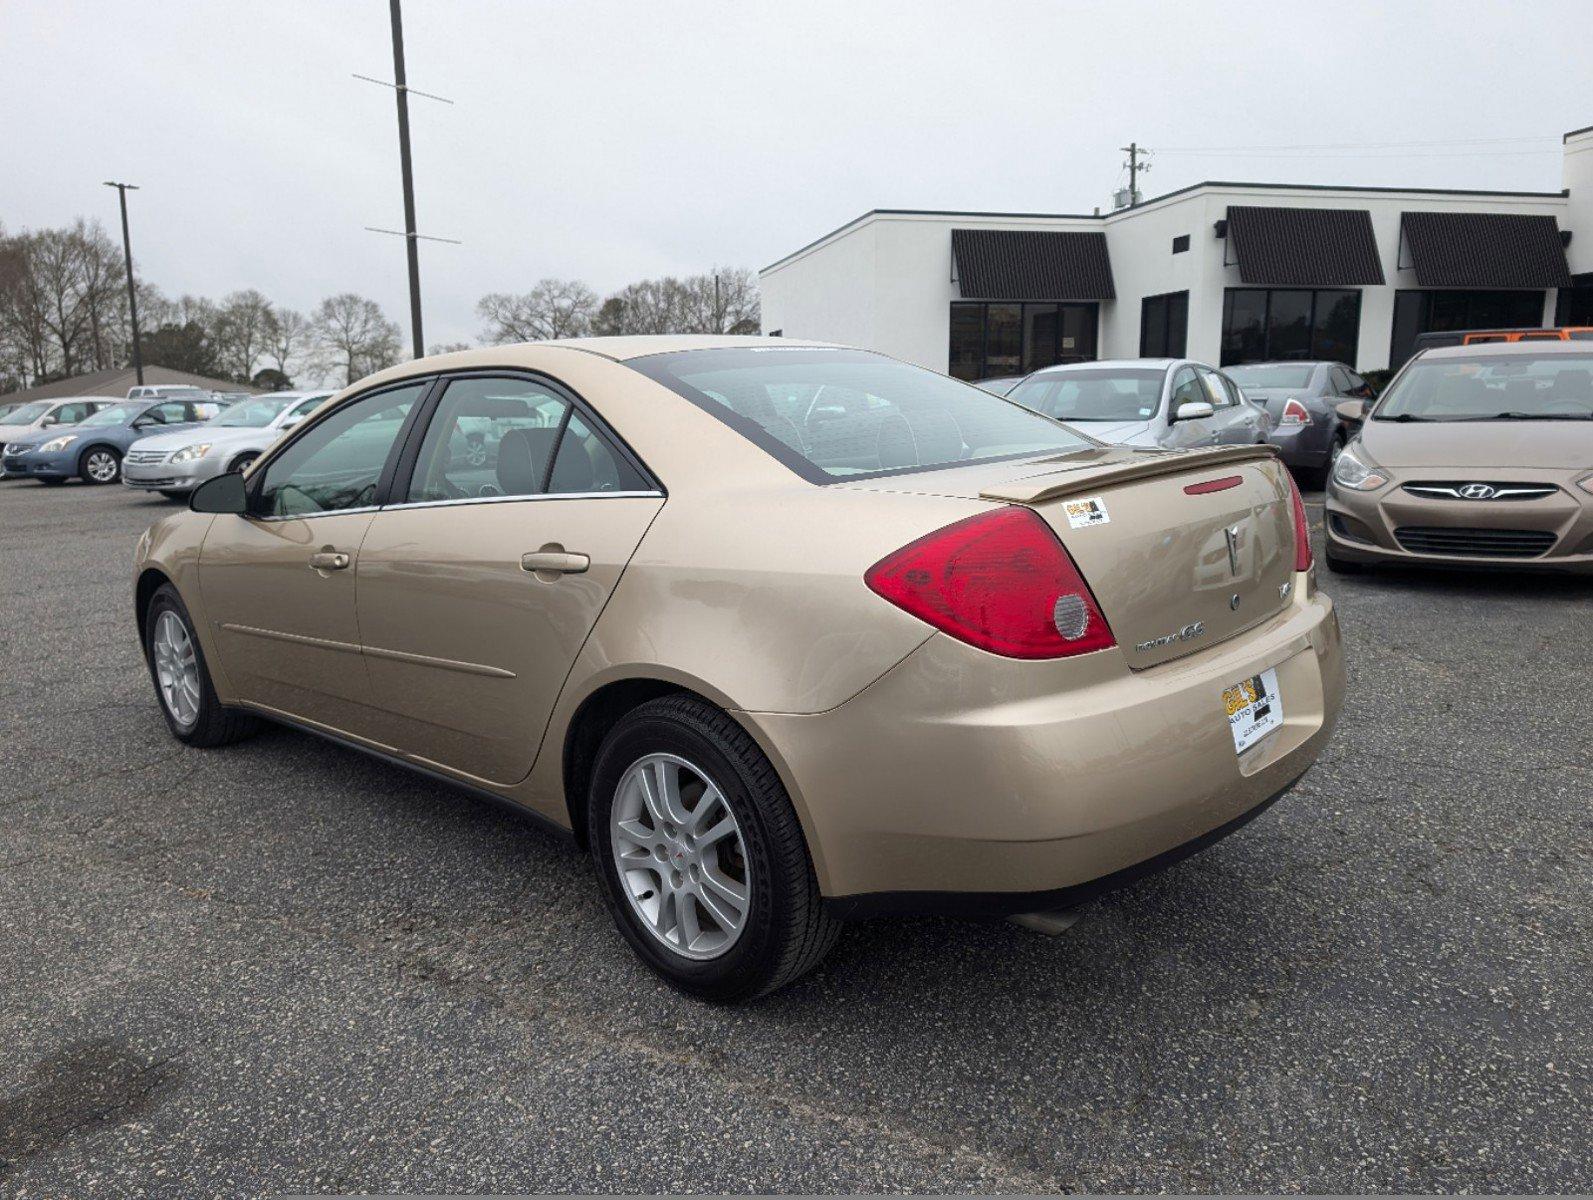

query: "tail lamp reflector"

left=864, top=507, right=1116, bottom=659
left=1280, top=399, right=1312, bottom=426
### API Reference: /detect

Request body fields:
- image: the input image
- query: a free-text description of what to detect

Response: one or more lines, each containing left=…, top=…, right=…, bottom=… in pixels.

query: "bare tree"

left=427, top=341, right=472, bottom=355
left=215, top=289, right=274, bottom=383
left=311, top=293, right=402, bottom=386
left=476, top=279, right=599, bottom=343
left=262, top=307, right=311, bottom=382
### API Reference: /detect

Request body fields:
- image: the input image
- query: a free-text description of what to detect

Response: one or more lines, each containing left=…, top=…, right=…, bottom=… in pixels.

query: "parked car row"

left=0, top=392, right=330, bottom=489
left=983, top=356, right=1372, bottom=485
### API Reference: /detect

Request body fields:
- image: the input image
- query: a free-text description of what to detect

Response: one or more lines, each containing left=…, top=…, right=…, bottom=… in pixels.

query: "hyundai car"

left=1325, top=342, right=1593, bottom=573
left=134, top=337, right=1343, bottom=1000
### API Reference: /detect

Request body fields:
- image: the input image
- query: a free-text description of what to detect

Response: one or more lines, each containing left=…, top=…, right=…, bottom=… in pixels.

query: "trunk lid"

left=848, top=446, right=1299, bottom=668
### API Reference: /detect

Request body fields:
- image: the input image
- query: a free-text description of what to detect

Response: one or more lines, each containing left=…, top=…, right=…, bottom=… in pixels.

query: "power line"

left=1157, top=135, right=1559, bottom=153
left=1155, top=148, right=1560, bottom=160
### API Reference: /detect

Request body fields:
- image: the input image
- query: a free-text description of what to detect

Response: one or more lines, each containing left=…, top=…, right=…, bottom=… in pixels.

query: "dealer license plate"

left=1223, top=667, right=1283, bottom=754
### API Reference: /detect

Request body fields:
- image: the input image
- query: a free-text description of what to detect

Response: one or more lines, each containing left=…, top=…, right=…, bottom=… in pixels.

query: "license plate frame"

left=1223, top=666, right=1283, bottom=755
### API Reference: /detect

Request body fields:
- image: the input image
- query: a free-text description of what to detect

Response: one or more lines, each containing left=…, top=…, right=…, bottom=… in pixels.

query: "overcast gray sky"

left=6, top=0, right=1591, bottom=348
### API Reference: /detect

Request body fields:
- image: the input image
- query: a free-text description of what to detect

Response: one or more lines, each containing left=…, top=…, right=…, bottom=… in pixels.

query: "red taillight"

left=1280, top=398, right=1312, bottom=426
left=1286, top=471, right=1313, bottom=572
left=864, top=507, right=1116, bottom=659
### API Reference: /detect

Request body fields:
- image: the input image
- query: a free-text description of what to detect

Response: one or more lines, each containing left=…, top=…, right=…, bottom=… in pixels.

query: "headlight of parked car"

left=38, top=435, right=79, bottom=453
left=1331, top=442, right=1388, bottom=491
left=170, top=443, right=213, bottom=463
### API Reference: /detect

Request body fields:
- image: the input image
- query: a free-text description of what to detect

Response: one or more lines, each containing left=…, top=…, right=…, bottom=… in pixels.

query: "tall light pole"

left=104, top=181, right=143, bottom=385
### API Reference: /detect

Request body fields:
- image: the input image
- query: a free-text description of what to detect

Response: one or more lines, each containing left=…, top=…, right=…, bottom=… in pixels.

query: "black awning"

left=1400, top=211, right=1572, bottom=288
left=1225, top=205, right=1385, bottom=286
left=951, top=229, right=1115, bottom=300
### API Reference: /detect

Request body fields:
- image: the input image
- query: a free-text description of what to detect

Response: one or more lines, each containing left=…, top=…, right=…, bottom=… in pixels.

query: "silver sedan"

left=1007, top=359, right=1271, bottom=450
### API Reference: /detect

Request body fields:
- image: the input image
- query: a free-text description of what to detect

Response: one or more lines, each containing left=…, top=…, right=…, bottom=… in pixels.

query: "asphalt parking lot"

left=1, top=479, right=1588, bottom=1195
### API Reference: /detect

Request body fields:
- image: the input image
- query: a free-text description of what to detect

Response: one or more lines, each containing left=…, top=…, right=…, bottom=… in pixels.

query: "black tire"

left=588, top=694, right=841, bottom=1001
left=159, top=490, right=188, bottom=500
left=228, top=452, right=258, bottom=474
left=78, top=445, right=121, bottom=484
left=143, top=583, right=261, bottom=747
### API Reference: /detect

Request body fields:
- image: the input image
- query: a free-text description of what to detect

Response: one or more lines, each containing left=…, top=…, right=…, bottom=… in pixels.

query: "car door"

left=1163, top=365, right=1218, bottom=448
left=197, top=380, right=430, bottom=734
left=1217, top=369, right=1268, bottom=442
left=1192, top=365, right=1249, bottom=444
left=353, top=374, right=664, bottom=786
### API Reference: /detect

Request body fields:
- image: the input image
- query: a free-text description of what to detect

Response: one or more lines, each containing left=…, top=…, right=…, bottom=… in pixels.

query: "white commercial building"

left=761, top=124, right=1593, bottom=378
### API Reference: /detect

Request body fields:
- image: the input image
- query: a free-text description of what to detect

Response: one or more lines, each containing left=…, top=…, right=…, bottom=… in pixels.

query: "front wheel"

left=228, top=452, right=258, bottom=474
left=588, top=694, right=840, bottom=1001
left=79, top=446, right=121, bottom=484
left=144, top=584, right=261, bottom=746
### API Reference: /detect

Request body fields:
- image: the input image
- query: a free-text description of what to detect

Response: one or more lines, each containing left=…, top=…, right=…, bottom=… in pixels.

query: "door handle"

left=309, top=550, right=350, bottom=572
left=521, top=550, right=589, bottom=575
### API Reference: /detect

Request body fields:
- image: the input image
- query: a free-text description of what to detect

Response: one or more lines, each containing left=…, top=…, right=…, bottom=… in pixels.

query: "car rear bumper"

left=1265, top=419, right=1331, bottom=468
left=1326, top=475, right=1593, bottom=573
left=744, top=576, right=1344, bottom=907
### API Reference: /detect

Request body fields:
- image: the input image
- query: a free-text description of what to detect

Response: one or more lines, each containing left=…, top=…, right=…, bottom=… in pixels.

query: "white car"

left=122, top=391, right=332, bottom=497
left=0, top=397, right=119, bottom=478
left=1006, top=359, right=1271, bottom=450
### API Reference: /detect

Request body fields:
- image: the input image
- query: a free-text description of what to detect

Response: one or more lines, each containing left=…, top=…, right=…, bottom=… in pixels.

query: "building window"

left=1220, top=288, right=1362, bottom=367
left=948, top=302, right=1098, bottom=380
left=1389, top=289, right=1547, bottom=367
left=1140, top=291, right=1189, bottom=357
left=1172, top=234, right=1190, bottom=254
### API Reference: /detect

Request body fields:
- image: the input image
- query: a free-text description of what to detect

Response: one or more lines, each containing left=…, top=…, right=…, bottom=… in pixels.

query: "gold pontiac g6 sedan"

left=135, top=337, right=1345, bottom=1000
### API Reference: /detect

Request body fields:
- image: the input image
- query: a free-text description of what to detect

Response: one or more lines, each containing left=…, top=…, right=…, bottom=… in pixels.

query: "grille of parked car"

left=125, top=450, right=172, bottom=465
left=1394, top=527, right=1557, bottom=557
left=1401, top=482, right=1558, bottom=501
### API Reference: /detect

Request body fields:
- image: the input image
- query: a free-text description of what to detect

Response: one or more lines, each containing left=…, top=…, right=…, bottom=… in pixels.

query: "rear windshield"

left=1226, top=364, right=1316, bottom=389
left=1376, top=354, right=1593, bottom=421
left=1008, top=367, right=1165, bottom=422
left=630, top=347, right=1093, bottom=481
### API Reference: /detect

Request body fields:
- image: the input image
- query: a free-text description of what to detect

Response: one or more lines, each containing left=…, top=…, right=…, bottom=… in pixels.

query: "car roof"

left=1230, top=361, right=1333, bottom=369
left=1419, top=340, right=1593, bottom=360
left=1030, top=358, right=1181, bottom=373
left=47, top=395, right=127, bottom=404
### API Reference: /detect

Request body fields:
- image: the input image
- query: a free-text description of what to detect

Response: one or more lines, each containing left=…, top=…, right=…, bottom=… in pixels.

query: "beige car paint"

left=136, top=336, right=1344, bottom=903
left=1326, top=342, right=1593, bottom=572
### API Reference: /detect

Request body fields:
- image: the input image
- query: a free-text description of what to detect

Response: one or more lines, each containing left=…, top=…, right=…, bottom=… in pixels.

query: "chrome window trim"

left=252, top=504, right=383, bottom=523
left=376, top=489, right=665, bottom=514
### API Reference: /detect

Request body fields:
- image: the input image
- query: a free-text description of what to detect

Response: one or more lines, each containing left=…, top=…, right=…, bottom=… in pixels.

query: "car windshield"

left=4, top=401, right=54, bottom=424
left=1008, top=367, right=1165, bottom=422
left=631, top=347, right=1094, bottom=481
left=1227, top=364, right=1316, bottom=389
left=211, top=398, right=292, bottom=427
left=80, top=403, right=141, bottom=426
left=1375, top=354, right=1593, bottom=421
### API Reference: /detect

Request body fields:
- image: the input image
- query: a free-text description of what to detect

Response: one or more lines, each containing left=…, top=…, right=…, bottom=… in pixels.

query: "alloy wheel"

left=152, top=610, right=202, bottom=729
left=609, top=753, right=750, bottom=961
left=85, top=450, right=119, bottom=483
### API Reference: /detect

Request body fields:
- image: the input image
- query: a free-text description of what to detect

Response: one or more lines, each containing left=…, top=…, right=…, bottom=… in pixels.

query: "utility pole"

left=1119, top=142, right=1151, bottom=208
left=103, top=181, right=143, bottom=385
left=713, top=273, right=722, bottom=333
left=388, top=0, right=423, bottom=359
left=355, top=0, right=458, bottom=361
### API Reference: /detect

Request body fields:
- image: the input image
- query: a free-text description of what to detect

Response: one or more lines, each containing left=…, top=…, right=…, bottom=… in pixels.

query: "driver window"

left=258, top=383, right=425, bottom=516
left=1197, top=367, right=1233, bottom=407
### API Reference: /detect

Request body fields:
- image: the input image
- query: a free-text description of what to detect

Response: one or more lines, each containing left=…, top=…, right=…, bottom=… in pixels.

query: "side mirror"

left=1335, top=399, right=1367, bottom=424
left=1173, top=401, right=1215, bottom=422
left=190, top=471, right=248, bottom=515
left=41, top=415, right=59, bottom=427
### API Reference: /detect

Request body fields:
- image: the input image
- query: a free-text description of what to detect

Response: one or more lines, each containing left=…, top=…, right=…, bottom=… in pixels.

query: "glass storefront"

left=1139, top=291, right=1189, bottom=358
left=949, top=302, right=1098, bottom=381
left=1390, top=289, right=1548, bottom=367
left=1220, top=288, right=1362, bottom=366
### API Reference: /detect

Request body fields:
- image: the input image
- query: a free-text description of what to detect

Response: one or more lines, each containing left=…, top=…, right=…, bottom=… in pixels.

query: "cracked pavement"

left=0, top=479, right=1589, bottom=1194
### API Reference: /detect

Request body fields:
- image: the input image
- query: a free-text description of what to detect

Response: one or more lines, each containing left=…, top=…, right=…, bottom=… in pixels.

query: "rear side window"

left=630, top=347, right=1092, bottom=482
left=405, top=376, right=649, bottom=503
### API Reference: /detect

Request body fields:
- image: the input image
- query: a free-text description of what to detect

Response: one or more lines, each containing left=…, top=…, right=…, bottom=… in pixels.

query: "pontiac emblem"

left=1224, top=524, right=1242, bottom=575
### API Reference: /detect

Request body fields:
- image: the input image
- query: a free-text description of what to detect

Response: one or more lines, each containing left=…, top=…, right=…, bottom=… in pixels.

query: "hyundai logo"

left=1458, top=483, right=1497, bottom=500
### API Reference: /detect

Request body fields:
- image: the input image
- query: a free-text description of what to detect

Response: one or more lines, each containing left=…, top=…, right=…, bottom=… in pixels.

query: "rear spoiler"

left=979, top=444, right=1281, bottom=505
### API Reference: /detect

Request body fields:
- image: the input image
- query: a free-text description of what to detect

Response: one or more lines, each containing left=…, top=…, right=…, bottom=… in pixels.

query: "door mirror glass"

left=190, top=470, right=248, bottom=514
left=1173, top=401, right=1215, bottom=422
left=1335, top=399, right=1367, bottom=423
